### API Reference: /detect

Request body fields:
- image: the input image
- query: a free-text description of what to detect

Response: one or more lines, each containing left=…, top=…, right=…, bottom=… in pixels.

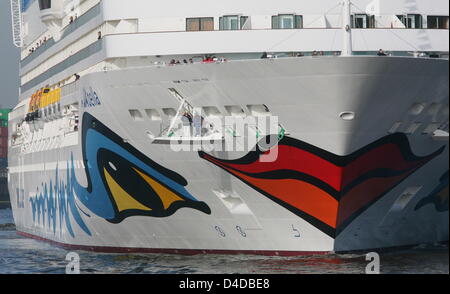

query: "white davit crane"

left=341, top=0, right=353, bottom=56
left=10, top=0, right=24, bottom=48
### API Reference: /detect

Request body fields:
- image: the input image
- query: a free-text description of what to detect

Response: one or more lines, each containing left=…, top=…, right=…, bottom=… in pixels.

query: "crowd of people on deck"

left=69, top=14, right=78, bottom=24
left=27, top=14, right=79, bottom=56
left=261, top=50, right=339, bottom=59
left=168, top=55, right=228, bottom=65
left=169, top=59, right=193, bottom=65
left=28, top=36, right=48, bottom=54
left=166, top=48, right=442, bottom=68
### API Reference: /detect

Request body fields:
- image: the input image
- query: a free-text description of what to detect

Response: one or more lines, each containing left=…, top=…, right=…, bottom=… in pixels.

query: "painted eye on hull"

left=99, top=149, right=166, bottom=212
left=97, top=148, right=210, bottom=223
left=74, top=113, right=211, bottom=228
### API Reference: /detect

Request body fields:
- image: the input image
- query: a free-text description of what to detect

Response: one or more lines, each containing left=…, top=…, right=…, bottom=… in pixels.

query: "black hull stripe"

left=201, top=133, right=440, bottom=168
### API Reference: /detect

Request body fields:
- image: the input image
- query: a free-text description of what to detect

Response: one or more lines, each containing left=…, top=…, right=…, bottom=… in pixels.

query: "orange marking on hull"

left=225, top=167, right=339, bottom=228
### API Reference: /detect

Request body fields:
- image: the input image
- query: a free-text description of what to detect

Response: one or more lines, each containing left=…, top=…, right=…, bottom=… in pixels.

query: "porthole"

left=388, top=122, right=402, bottom=134
left=339, top=111, right=355, bottom=121
left=405, top=122, right=422, bottom=134
left=129, top=109, right=143, bottom=121
left=162, top=108, right=177, bottom=118
left=145, top=109, right=162, bottom=121
left=146, top=131, right=155, bottom=140
left=409, top=103, right=426, bottom=115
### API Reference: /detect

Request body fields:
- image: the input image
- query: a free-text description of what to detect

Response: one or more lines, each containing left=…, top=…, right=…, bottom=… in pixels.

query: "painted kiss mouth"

left=200, top=134, right=445, bottom=237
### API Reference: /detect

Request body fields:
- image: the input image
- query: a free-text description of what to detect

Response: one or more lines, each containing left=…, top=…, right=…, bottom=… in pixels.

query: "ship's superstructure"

left=7, top=0, right=449, bottom=254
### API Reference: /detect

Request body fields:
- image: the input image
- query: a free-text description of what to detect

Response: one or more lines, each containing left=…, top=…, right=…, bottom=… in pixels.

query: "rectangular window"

left=38, top=0, right=51, bottom=10
left=272, top=14, right=303, bottom=29
left=186, top=18, right=200, bottom=31
left=186, top=17, right=214, bottom=31
left=427, top=16, right=449, bottom=29
left=228, top=16, right=239, bottom=30
left=219, top=15, right=249, bottom=30
left=240, top=16, right=249, bottom=29
left=354, top=14, right=366, bottom=28
left=351, top=14, right=376, bottom=29
left=352, top=14, right=376, bottom=28
left=272, top=16, right=279, bottom=29
left=397, top=14, right=423, bottom=28
left=368, top=15, right=376, bottom=28
left=201, top=18, right=214, bottom=31
left=281, top=15, right=294, bottom=29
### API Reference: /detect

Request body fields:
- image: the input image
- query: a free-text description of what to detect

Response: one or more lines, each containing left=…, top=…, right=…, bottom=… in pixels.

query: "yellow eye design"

left=132, top=168, right=184, bottom=210
left=104, top=168, right=152, bottom=212
left=103, top=165, right=189, bottom=214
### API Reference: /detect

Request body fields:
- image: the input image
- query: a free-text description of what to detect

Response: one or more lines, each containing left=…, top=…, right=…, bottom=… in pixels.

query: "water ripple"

left=0, top=209, right=448, bottom=274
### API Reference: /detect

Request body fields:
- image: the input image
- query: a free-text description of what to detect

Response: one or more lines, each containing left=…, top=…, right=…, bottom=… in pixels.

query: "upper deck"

left=17, top=0, right=449, bottom=100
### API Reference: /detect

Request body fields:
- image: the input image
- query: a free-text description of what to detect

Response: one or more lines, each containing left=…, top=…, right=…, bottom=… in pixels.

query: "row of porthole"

left=131, top=105, right=447, bottom=128
left=396, top=103, right=448, bottom=134
left=339, top=110, right=448, bottom=135
left=129, top=104, right=272, bottom=122
left=408, top=102, right=448, bottom=116
left=388, top=121, right=448, bottom=135
left=339, top=102, right=448, bottom=122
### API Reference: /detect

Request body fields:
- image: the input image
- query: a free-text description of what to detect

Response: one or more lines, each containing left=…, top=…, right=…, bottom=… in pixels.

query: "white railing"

left=10, top=0, right=24, bottom=48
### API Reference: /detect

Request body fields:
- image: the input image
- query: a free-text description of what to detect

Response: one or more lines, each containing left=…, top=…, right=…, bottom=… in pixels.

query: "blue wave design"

left=29, top=162, right=91, bottom=238
left=29, top=112, right=210, bottom=236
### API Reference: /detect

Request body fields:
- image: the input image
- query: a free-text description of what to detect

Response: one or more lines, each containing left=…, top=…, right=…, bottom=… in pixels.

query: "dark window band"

left=21, top=3, right=101, bottom=68
left=21, top=40, right=103, bottom=93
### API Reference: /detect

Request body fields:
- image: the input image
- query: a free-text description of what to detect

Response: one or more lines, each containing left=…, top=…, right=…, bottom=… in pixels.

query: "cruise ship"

left=7, top=0, right=449, bottom=255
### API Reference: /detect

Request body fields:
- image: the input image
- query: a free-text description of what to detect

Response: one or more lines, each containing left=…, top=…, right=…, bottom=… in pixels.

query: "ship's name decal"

left=81, top=87, right=101, bottom=108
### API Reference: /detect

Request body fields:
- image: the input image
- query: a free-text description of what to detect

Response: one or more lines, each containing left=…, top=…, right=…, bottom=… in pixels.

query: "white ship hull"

left=8, top=56, right=449, bottom=254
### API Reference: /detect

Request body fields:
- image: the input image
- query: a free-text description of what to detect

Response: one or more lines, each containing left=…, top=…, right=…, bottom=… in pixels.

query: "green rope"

left=278, top=127, right=285, bottom=140
left=226, top=128, right=237, bottom=137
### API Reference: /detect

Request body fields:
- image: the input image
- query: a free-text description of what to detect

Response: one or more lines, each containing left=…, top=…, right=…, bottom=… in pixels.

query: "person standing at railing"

left=193, top=113, right=203, bottom=137
left=181, top=111, right=193, bottom=137
left=377, top=49, right=387, bottom=56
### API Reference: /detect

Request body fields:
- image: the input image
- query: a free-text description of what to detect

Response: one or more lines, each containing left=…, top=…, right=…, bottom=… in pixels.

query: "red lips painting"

left=200, top=134, right=444, bottom=237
